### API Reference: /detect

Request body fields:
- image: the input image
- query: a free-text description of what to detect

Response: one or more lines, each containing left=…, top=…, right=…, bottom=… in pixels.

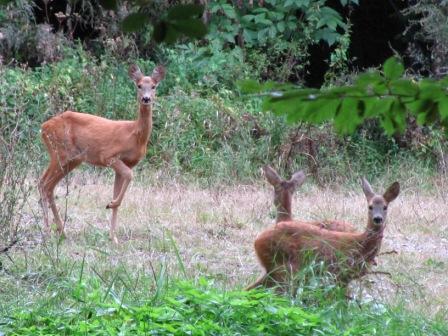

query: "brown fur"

left=247, top=178, right=400, bottom=291
left=263, top=165, right=356, bottom=232
left=38, top=64, right=165, bottom=243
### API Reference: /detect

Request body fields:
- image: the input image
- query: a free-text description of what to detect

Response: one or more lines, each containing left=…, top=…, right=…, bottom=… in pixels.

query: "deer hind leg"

left=109, top=174, right=123, bottom=244
left=39, top=159, right=81, bottom=236
left=246, top=273, right=269, bottom=290
left=246, top=267, right=290, bottom=292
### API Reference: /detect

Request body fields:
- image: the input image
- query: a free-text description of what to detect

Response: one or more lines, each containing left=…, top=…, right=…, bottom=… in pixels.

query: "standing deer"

left=247, top=177, right=399, bottom=291
left=38, top=64, right=165, bottom=243
left=263, top=165, right=356, bottom=232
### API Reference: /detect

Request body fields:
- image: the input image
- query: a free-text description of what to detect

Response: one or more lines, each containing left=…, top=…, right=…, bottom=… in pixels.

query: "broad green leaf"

left=377, top=101, right=406, bottom=135
left=277, top=21, right=286, bottom=33
left=121, top=13, right=149, bottom=33
left=334, top=98, right=360, bottom=134
left=416, top=103, right=438, bottom=125
left=167, top=4, right=203, bottom=20
left=438, top=98, right=448, bottom=120
left=385, top=100, right=406, bottom=134
left=389, top=79, right=419, bottom=97
left=383, top=57, right=404, bottom=80
left=365, top=97, right=394, bottom=118
left=313, top=28, right=340, bottom=46
left=153, top=21, right=178, bottom=44
left=304, top=99, right=339, bottom=123
left=221, top=4, right=237, bottom=19
left=237, top=79, right=262, bottom=94
left=372, top=82, right=388, bottom=95
left=98, top=0, right=117, bottom=10
left=286, top=104, right=306, bottom=123
left=355, top=71, right=383, bottom=90
left=172, top=19, right=207, bottom=38
left=263, top=98, right=303, bottom=117
left=419, top=79, right=445, bottom=99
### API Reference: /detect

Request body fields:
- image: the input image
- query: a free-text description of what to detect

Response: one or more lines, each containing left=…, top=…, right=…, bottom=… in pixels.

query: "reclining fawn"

left=247, top=177, right=399, bottom=290
left=263, top=165, right=356, bottom=232
left=38, top=64, right=165, bottom=243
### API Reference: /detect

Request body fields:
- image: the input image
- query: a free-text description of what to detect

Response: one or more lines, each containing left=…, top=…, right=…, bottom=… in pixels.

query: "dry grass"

left=8, top=169, right=448, bottom=318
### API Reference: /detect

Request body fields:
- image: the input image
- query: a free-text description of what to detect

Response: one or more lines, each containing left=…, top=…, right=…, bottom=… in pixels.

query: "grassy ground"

left=1, top=167, right=447, bottom=326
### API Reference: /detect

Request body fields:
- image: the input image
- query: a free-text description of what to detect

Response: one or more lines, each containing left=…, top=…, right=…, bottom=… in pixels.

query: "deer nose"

left=373, top=216, right=383, bottom=224
left=142, top=96, right=151, bottom=104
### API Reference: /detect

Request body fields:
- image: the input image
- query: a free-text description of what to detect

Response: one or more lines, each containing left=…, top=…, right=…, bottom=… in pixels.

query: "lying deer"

left=38, top=64, right=165, bottom=243
left=247, top=177, right=399, bottom=291
left=263, top=165, right=356, bottom=232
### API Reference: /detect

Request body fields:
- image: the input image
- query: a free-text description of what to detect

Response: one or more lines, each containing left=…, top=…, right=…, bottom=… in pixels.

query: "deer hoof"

left=110, top=235, right=119, bottom=245
left=106, top=200, right=120, bottom=209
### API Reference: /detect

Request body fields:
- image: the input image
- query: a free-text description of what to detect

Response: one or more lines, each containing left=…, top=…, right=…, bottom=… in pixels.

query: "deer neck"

left=276, top=207, right=292, bottom=223
left=359, top=218, right=384, bottom=263
left=135, top=104, right=153, bottom=144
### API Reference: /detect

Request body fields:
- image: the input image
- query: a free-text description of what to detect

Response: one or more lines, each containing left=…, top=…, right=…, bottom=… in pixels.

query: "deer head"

left=361, top=177, right=400, bottom=230
left=129, top=64, right=166, bottom=105
left=263, top=165, right=306, bottom=222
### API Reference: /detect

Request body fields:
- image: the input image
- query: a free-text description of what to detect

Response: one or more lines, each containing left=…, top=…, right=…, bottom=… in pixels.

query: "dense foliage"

left=2, top=279, right=447, bottom=335
left=241, top=57, right=448, bottom=135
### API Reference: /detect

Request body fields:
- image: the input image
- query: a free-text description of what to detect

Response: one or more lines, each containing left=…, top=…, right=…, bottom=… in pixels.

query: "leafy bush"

left=0, top=64, right=39, bottom=246
left=2, top=278, right=446, bottom=335
left=0, top=50, right=441, bottom=186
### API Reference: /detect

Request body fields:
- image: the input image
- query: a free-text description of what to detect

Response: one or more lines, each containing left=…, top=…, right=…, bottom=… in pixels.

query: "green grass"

left=2, top=275, right=446, bottom=335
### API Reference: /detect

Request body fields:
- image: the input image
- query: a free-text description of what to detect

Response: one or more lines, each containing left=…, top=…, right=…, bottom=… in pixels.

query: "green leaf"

left=419, top=79, right=444, bottom=99
left=313, top=28, right=340, bottom=46
left=416, top=103, right=438, bottom=125
left=406, top=99, right=433, bottom=117
left=438, top=98, right=448, bottom=120
left=153, top=21, right=178, bottom=44
left=237, top=79, right=262, bottom=94
left=167, top=4, right=203, bottom=20
left=263, top=98, right=303, bottom=118
left=355, top=71, right=383, bottom=90
left=383, top=100, right=406, bottom=134
left=383, top=57, right=404, bottom=80
left=304, top=99, right=339, bottom=123
left=277, top=21, right=286, bottom=33
left=364, top=98, right=393, bottom=118
left=172, top=19, right=207, bottom=38
left=372, top=82, right=388, bottom=95
left=98, top=0, right=117, bottom=10
left=221, top=4, right=237, bottom=19
left=389, top=79, right=419, bottom=97
left=121, top=13, right=149, bottom=33
left=286, top=104, right=306, bottom=123
left=334, top=98, right=361, bottom=134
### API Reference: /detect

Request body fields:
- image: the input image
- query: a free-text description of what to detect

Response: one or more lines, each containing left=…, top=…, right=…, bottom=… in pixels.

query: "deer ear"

left=151, top=65, right=166, bottom=84
left=361, top=177, right=375, bottom=201
left=263, top=165, right=282, bottom=186
left=129, top=64, right=143, bottom=83
left=289, top=170, right=306, bottom=190
left=383, top=182, right=400, bottom=203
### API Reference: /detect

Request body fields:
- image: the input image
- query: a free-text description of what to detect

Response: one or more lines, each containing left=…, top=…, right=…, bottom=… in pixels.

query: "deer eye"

left=368, top=205, right=373, bottom=210
left=151, top=85, right=156, bottom=89
left=383, top=206, right=387, bottom=210
left=137, top=84, right=142, bottom=89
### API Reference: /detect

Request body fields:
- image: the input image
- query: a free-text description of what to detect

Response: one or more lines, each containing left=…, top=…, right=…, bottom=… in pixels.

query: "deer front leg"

left=106, top=160, right=133, bottom=210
